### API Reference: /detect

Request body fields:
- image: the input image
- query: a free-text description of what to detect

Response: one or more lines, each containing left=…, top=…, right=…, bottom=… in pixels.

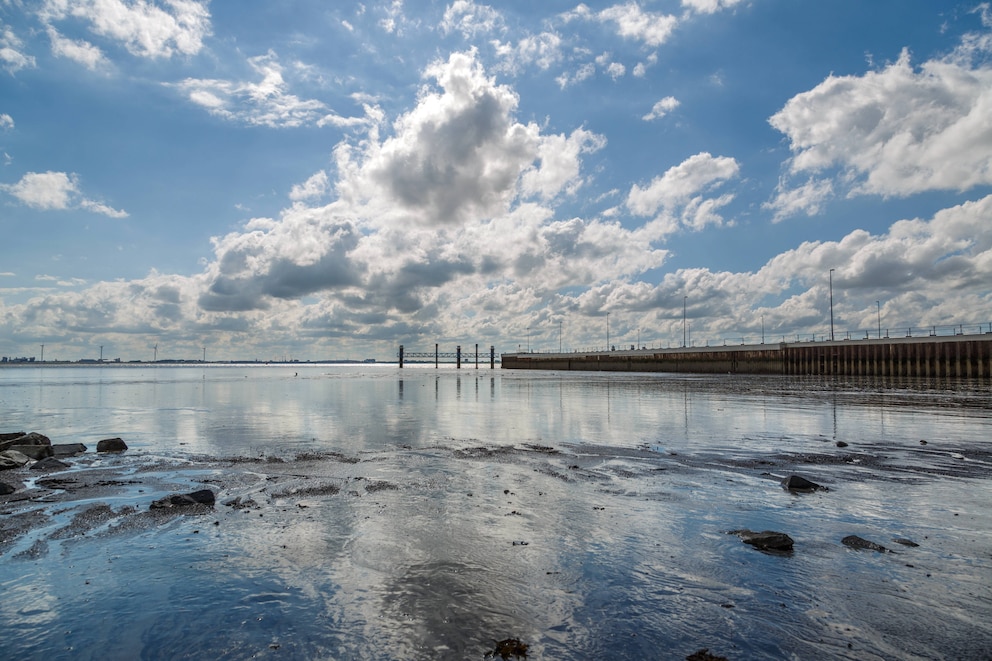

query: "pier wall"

left=501, top=335, right=992, bottom=378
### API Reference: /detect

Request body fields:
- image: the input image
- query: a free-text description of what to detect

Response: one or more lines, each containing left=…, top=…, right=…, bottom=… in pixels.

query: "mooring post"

left=456, top=345, right=462, bottom=369
left=490, top=345, right=495, bottom=369
left=435, top=343, right=439, bottom=369
left=399, top=345, right=404, bottom=368
left=475, top=343, right=479, bottom=369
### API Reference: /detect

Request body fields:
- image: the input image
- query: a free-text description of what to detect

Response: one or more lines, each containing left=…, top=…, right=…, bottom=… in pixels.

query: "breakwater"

left=501, top=334, right=992, bottom=378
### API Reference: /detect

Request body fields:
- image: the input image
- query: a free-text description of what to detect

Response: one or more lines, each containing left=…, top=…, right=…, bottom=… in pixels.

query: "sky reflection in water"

left=0, top=365, right=990, bottom=659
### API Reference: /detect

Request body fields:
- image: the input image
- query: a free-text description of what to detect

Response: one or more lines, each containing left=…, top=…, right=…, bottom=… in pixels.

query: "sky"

left=1, top=0, right=991, bottom=362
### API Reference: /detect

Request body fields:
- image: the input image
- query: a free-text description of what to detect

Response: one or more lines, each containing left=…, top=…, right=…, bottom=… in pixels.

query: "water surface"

left=1, top=365, right=990, bottom=659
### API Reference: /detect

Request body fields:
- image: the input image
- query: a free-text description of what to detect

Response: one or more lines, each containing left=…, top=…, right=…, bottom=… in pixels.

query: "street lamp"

left=829, top=269, right=835, bottom=342
left=682, top=296, right=687, bottom=348
left=760, top=315, right=764, bottom=345
left=876, top=301, right=881, bottom=339
left=559, top=319, right=562, bottom=353
left=606, top=312, right=610, bottom=350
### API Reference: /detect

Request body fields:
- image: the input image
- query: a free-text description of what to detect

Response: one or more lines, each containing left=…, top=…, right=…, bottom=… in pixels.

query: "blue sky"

left=1, top=0, right=991, bottom=361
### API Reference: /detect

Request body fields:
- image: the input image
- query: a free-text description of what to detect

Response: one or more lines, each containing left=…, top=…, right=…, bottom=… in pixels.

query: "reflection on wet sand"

left=1, top=367, right=991, bottom=659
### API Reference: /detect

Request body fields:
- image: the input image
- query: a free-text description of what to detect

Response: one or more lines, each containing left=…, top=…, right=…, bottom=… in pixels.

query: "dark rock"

left=52, top=443, right=88, bottom=457
left=842, top=535, right=888, bottom=552
left=0, top=431, right=27, bottom=442
left=486, top=638, right=528, bottom=660
left=0, top=481, right=18, bottom=495
left=31, top=457, right=70, bottom=471
left=96, top=437, right=128, bottom=453
left=7, top=444, right=54, bottom=460
left=891, top=538, right=920, bottom=547
left=836, top=441, right=849, bottom=448
left=0, top=431, right=50, bottom=452
left=729, top=529, right=794, bottom=552
left=781, top=475, right=825, bottom=492
left=150, top=489, right=216, bottom=510
left=1, top=449, right=34, bottom=469
left=687, top=649, right=729, bottom=661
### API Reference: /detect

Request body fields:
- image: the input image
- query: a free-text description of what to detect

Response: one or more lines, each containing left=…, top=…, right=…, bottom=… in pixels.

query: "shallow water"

left=1, top=365, right=991, bottom=659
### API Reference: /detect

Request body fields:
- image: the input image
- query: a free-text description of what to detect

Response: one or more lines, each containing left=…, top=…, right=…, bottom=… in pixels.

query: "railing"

left=512, top=322, right=992, bottom=354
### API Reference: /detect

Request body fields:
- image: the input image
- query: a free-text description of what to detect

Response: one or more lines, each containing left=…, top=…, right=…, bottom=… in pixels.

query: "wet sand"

left=3, top=435, right=991, bottom=660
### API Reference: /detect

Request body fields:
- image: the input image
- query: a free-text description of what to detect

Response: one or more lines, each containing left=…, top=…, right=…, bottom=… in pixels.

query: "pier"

left=501, top=334, right=992, bottom=378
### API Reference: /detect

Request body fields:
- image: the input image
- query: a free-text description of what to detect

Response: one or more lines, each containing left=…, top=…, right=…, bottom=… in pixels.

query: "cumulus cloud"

left=763, top=177, right=834, bottom=223
left=1, top=171, right=128, bottom=217
left=492, top=32, right=563, bottom=74
left=1, top=22, right=36, bottom=73
left=642, top=96, right=679, bottom=120
left=769, top=46, right=992, bottom=207
left=46, top=27, right=107, bottom=69
left=39, top=0, right=211, bottom=59
left=192, top=50, right=658, bottom=323
left=627, top=152, right=740, bottom=237
left=289, top=171, right=331, bottom=202
left=342, top=50, right=540, bottom=227
left=564, top=3, right=678, bottom=48
left=441, top=0, right=503, bottom=38
left=0, top=113, right=13, bottom=130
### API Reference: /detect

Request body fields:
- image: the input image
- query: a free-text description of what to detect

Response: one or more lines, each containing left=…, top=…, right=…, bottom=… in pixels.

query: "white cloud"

left=1, top=23, right=36, bottom=73
left=681, top=0, right=744, bottom=15
left=441, top=0, right=502, bottom=38
left=556, top=62, right=595, bottom=89
left=0, top=114, right=13, bottom=130
left=763, top=177, right=834, bottom=222
left=492, top=32, right=563, bottom=74
left=46, top=27, right=107, bottom=70
left=342, top=50, right=541, bottom=227
left=39, top=0, right=211, bottom=59
left=1, top=170, right=128, bottom=217
left=642, top=96, right=679, bottom=121
left=172, top=51, right=371, bottom=129
left=565, top=3, right=678, bottom=48
left=770, top=47, right=992, bottom=200
left=627, top=153, right=740, bottom=239
left=521, top=128, right=606, bottom=200
left=290, top=171, right=330, bottom=202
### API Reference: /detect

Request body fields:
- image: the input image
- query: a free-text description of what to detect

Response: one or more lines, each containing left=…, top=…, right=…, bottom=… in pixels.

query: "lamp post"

left=829, top=269, right=835, bottom=342
left=559, top=319, right=562, bottom=353
left=761, top=315, right=764, bottom=345
left=40, top=344, right=44, bottom=363
left=876, top=301, right=881, bottom=339
left=527, top=327, right=530, bottom=353
left=682, top=296, right=687, bottom=348
left=606, top=312, right=610, bottom=350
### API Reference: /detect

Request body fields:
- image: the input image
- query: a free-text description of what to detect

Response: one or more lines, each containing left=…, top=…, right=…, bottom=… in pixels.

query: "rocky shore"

left=3, top=428, right=991, bottom=659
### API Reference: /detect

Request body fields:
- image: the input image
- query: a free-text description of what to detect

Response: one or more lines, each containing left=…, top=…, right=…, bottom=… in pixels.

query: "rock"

left=729, top=529, right=794, bottom=552
left=687, top=649, right=729, bottom=661
left=842, top=535, right=888, bottom=552
left=0, top=431, right=27, bottom=446
left=31, top=457, right=70, bottom=471
left=836, top=441, right=849, bottom=448
left=0, top=481, right=18, bottom=495
left=150, top=489, right=216, bottom=510
left=0, top=431, right=50, bottom=452
left=0, top=450, right=33, bottom=469
left=52, top=443, right=88, bottom=457
left=892, top=538, right=920, bottom=547
left=96, top=437, right=128, bottom=453
left=7, top=444, right=54, bottom=460
left=781, top=475, right=825, bottom=492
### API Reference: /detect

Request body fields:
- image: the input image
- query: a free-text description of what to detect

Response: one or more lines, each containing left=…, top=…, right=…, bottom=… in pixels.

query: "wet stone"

left=842, top=535, right=888, bottom=552
left=729, top=529, right=795, bottom=552
left=96, top=438, right=128, bottom=453
left=686, top=649, right=729, bottom=661
left=892, top=537, right=920, bottom=547
left=31, top=457, right=70, bottom=471
left=150, top=489, right=216, bottom=510
left=781, top=475, right=825, bottom=492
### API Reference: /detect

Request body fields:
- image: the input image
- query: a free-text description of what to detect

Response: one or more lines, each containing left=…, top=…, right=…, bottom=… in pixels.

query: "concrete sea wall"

left=501, top=335, right=992, bottom=378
